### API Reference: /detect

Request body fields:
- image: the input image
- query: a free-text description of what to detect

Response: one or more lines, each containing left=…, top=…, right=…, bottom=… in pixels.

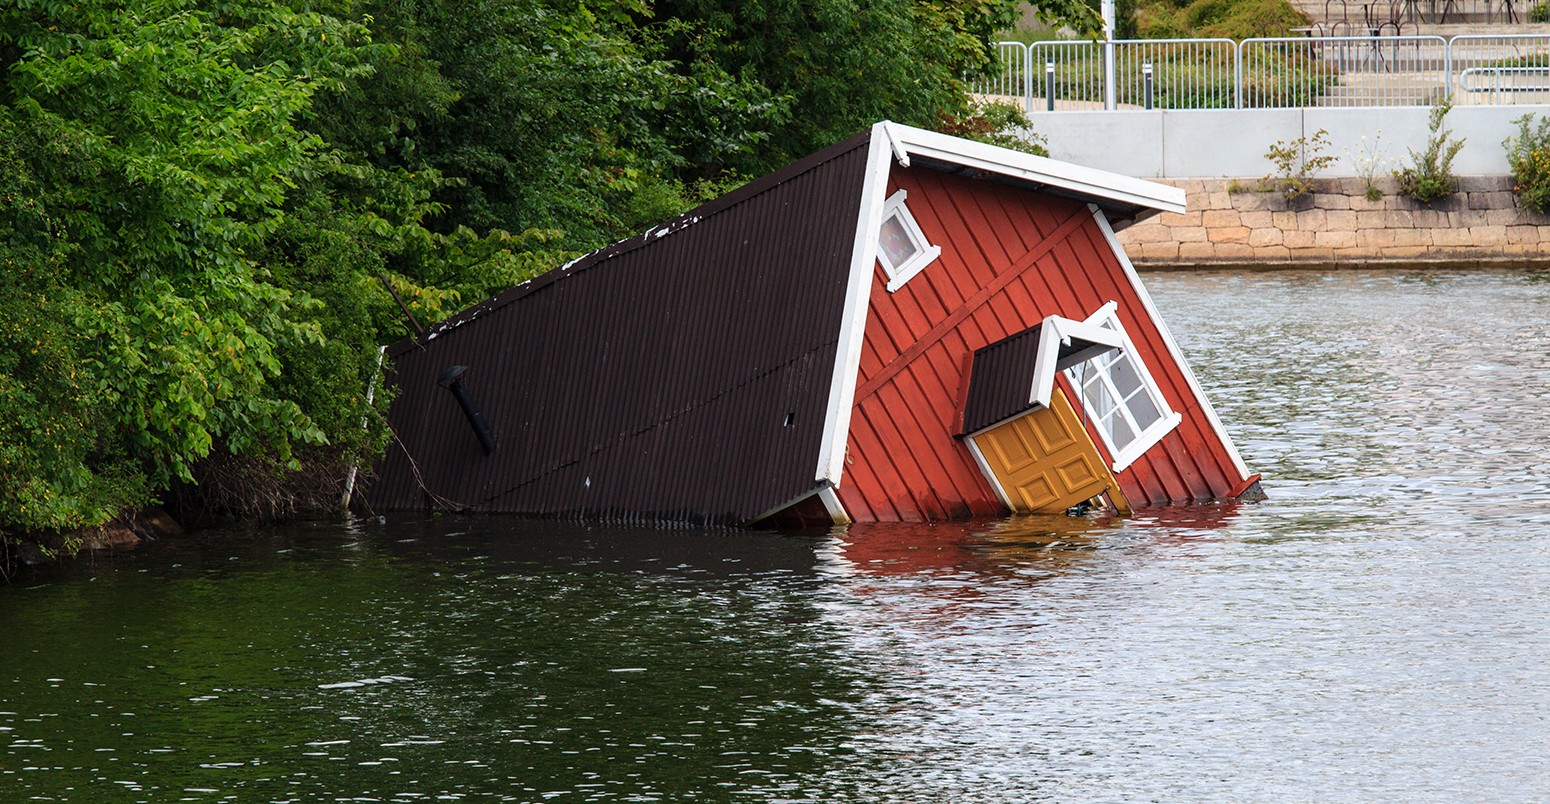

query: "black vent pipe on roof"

left=438, top=365, right=496, bottom=455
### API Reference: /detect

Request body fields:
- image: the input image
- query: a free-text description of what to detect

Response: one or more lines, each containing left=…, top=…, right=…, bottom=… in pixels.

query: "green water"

left=6, top=268, right=1550, bottom=801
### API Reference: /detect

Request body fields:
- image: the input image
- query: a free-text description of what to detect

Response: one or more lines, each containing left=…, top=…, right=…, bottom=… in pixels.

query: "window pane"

left=1106, top=405, right=1135, bottom=446
left=1110, top=353, right=1144, bottom=399
left=1083, top=374, right=1118, bottom=424
left=879, top=214, right=918, bottom=269
left=1128, top=391, right=1162, bottom=431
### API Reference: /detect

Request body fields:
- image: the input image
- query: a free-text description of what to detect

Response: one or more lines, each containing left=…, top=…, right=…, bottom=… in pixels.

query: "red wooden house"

left=368, top=122, right=1260, bottom=525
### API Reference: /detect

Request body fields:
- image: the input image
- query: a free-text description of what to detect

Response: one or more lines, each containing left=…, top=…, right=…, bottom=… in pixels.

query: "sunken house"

left=368, top=122, right=1261, bottom=525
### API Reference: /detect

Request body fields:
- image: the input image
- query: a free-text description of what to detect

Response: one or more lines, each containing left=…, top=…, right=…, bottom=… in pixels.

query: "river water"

left=4, top=268, right=1550, bottom=801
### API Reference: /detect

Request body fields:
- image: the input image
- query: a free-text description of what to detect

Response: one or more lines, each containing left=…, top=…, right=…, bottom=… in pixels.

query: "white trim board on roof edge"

left=878, top=121, right=1186, bottom=217
left=815, top=122, right=896, bottom=487
left=1088, top=204, right=1252, bottom=479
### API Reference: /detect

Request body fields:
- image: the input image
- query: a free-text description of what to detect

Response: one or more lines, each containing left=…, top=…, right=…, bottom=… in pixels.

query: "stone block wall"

left=1115, top=176, right=1550, bottom=267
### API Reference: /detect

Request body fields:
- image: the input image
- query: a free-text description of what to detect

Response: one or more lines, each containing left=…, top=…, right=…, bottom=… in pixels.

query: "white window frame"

left=876, top=189, right=940, bottom=292
left=1064, top=301, right=1181, bottom=472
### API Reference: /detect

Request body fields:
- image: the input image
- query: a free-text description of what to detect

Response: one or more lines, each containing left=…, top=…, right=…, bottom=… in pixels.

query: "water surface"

left=5, top=268, right=1550, bottom=801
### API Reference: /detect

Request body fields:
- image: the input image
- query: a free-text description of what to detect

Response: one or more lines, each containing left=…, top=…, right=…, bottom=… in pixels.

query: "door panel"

left=971, top=387, right=1129, bottom=514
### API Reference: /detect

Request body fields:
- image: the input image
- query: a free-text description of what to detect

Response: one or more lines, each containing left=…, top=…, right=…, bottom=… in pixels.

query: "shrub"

left=937, top=101, right=1050, bottom=157
left=1395, top=101, right=1465, bottom=204
left=1262, top=128, right=1335, bottom=200
left=1530, top=0, right=1549, bottom=23
left=1504, top=113, right=1550, bottom=214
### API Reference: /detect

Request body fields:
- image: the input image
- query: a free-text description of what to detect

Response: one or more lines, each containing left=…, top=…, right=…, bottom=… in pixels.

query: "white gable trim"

left=1089, top=204, right=1252, bottom=479
left=815, top=122, right=896, bottom=486
left=880, top=121, right=1185, bottom=216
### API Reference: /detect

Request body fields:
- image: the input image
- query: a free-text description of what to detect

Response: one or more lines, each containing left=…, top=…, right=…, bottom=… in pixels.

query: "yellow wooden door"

left=971, top=387, right=1129, bottom=514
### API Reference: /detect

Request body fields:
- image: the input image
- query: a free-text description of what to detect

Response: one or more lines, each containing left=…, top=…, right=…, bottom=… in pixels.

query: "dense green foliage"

left=0, top=0, right=1045, bottom=550
left=1134, top=0, right=1308, bottom=39
left=1505, top=114, right=1550, bottom=215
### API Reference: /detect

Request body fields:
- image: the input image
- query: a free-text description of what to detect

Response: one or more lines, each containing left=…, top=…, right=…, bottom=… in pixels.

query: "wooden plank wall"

left=836, top=166, right=1248, bottom=522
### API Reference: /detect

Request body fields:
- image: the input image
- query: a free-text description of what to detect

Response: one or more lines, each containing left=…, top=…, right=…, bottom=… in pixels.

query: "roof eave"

left=879, top=121, right=1186, bottom=217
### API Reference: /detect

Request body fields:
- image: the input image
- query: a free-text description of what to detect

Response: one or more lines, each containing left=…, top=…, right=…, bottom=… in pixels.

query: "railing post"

left=1046, top=59, right=1056, bottom=112
left=1024, top=43, right=1035, bottom=115
left=1234, top=40, right=1244, bottom=109
left=1102, top=0, right=1117, bottom=110
left=1144, top=61, right=1154, bottom=109
left=1445, top=36, right=1454, bottom=105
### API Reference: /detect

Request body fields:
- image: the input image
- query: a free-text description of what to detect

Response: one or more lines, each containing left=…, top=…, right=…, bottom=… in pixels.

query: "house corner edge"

left=814, top=122, right=895, bottom=489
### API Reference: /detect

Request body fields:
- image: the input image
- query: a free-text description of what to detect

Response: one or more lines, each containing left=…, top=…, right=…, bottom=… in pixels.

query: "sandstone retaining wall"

left=1116, top=175, right=1550, bottom=268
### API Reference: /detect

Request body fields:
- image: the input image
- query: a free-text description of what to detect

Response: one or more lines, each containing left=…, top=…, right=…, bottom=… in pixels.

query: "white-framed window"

left=876, top=189, right=940, bottom=292
left=1064, top=301, right=1181, bottom=472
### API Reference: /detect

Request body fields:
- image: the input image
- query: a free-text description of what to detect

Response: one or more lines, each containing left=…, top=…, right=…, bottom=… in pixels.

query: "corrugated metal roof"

left=960, top=326, right=1044, bottom=436
left=368, top=132, right=875, bottom=524
left=960, top=319, right=1124, bottom=436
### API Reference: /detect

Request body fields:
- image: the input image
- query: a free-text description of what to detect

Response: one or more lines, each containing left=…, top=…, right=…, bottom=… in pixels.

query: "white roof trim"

left=1029, top=316, right=1126, bottom=412
left=879, top=121, right=1185, bottom=216
left=815, top=122, right=895, bottom=486
left=1089, top=204, right=1252, bottom=479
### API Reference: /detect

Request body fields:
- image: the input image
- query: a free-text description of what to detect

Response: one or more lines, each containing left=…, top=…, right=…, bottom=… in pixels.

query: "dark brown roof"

left=960, top=325, right=1047, bottom=437
left=959, top=320, right=1121, bottom=436
left=368, top=131, right=875, bottom=524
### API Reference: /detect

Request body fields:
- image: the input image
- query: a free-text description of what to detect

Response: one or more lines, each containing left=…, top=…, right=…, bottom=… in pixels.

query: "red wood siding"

left=836, top=166, right=1247, bottom=521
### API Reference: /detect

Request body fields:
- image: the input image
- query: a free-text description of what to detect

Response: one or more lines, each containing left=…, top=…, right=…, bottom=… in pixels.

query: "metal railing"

left=1025, top=39, right=1238, bottom=111
left=1240, top=36, right=1449, bottom=108
left=1451, top=34, right=1550, bottom=104
left=974, top=33, right=1550, bottom=111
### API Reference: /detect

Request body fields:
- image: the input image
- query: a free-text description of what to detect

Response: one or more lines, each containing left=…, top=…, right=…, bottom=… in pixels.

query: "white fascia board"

left=819, top=487, right=852, bottom=526
left=1029, top=318, right=1062, bottom=411
left=1049, top=317, right=1127, bottom=352
left=879, top=121, right=1185, bottom=216
left=815, top=122, right=895, bottom=486
left=1089, top=205, right=1252, bottom=479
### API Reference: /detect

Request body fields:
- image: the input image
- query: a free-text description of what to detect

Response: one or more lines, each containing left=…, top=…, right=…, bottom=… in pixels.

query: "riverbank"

left=1116, top=175, right=1550, bottom=269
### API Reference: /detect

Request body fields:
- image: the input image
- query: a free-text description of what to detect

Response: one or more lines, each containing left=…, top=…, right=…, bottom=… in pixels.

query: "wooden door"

left=970, top=387, right=1130, bottom=514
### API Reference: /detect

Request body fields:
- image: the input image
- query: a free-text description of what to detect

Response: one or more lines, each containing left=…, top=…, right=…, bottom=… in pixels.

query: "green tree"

left=650, top=0, right=1067, bottom=174
left=0, top=2, right=368, bottom=529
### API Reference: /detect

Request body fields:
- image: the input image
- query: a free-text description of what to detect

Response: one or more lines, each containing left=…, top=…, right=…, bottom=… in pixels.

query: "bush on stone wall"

left=1505, top=114, right=1550, bottom=215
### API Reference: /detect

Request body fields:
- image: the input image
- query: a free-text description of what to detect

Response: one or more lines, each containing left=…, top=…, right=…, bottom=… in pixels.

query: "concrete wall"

left=1036, top=105, right=1550, bottom=179
left=1114, top=175, right=1550, bottom=267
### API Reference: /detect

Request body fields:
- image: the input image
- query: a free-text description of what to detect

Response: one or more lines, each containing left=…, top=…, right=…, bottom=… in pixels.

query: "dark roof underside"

left=367, top=133, right=874, bottom=524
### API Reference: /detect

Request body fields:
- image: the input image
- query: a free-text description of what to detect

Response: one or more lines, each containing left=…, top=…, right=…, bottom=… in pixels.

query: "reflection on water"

left=5, top=269, right=1550, bottom=801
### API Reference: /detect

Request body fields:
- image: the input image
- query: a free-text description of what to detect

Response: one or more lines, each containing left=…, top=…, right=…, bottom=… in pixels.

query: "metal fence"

left=972, top=34, right=1550, bottom=111
left=1451, top=34, right=1550, bottom=104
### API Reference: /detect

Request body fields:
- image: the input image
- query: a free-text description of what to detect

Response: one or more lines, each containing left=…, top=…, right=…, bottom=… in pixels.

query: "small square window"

left=876, top=189, right=940, bottom=292
left=879, top=214, right=919, bottom=268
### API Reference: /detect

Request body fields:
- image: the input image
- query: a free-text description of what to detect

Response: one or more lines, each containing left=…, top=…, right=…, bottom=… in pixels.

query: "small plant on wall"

left=1345, top=130, right=1389, bottom=202
left=1504, top=113, right=1550, bottom=214
left=1261, top=129, right=1334, bottom=201
left=1395, top=101, right=1465, bottom=204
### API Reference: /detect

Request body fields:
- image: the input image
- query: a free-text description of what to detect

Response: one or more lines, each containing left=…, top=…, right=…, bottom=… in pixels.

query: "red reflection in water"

left=831, top=500, right=1247, bottom=578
